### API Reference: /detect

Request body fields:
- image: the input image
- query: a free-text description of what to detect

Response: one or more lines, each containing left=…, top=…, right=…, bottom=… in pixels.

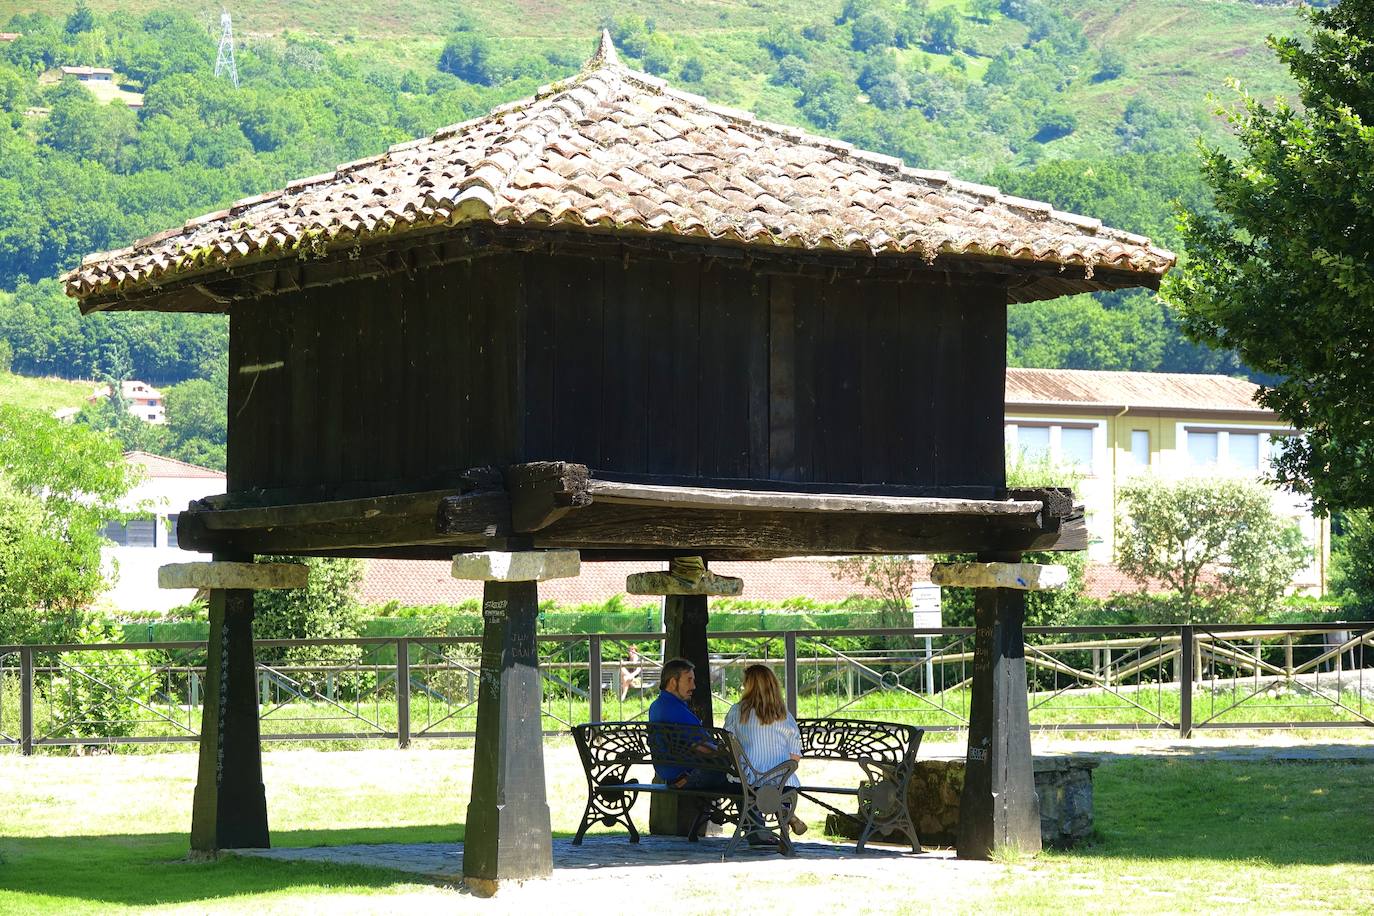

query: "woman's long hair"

left=738, top=664, right=787, bottom=726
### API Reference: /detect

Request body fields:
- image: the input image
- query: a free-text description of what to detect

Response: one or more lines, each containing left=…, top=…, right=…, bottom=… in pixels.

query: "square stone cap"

left=159, top=562, right=308, bottom=590
left=930, top=562, right=1069, bottom=591
left=451, top=550, right=580, bottom=582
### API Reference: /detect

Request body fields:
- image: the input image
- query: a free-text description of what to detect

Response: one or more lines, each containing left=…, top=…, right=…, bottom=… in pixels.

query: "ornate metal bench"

left=796, top=718, right=923, bottom=853
left=571, top=721, right=801, bottom=856
left=570, top=718, right=923, bottom=857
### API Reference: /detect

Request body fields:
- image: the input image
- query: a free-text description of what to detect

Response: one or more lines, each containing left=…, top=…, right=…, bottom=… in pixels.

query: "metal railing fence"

left=0, top=623, right=1369, bottom=754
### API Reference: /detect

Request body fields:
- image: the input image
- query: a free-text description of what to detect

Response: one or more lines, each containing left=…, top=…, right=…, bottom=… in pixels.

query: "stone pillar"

left=932, top=556, right=1068, bottom=860
left=453, top=549, right=579, bottom=895
left=160, top=560, right=308, bottom=855
left=627, top=558, right=742, bottom=837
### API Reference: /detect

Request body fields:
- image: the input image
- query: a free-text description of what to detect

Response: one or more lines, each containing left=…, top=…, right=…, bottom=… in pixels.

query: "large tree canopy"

left=1167, top=1, right=1374, bottom=512
left=0, top=406, right=138, bottom=639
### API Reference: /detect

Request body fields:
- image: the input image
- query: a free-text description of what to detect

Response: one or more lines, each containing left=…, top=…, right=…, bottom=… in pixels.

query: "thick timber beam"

left=954, top=553, right=1042, bottom=860
left=179, top=559, right=306, bottom=855
left=457, top=549, right=579, bottom=895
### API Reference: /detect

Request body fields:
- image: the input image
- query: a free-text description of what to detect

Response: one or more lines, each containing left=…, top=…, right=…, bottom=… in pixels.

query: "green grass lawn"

left=0, top=742, right=1371, bottom=913
left=0, top=371, right=91, bottom=414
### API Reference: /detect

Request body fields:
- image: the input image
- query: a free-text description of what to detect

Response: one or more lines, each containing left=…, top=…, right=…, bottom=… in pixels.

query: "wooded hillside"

left=0, top=0, right=1306, bottom=455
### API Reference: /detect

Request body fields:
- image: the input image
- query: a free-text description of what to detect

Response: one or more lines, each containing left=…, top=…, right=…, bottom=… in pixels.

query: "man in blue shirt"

left=647, top=658, right=729, bottom=791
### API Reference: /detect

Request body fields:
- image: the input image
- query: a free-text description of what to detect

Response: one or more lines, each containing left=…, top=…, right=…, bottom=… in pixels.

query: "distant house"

left=1004, top=367, right=1329, bottom=592
left=100, top=452, right=224, bottom=612
left=60, top=65, right=114, bottom=82
left=0, top=32, right=21, bottom=42
left=89, top=379, right=166, bottom=424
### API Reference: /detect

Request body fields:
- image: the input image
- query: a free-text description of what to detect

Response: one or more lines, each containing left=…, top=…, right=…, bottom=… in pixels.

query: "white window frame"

left=1005, top=417, right=1107, bottom=478
left=1175, top=422, right=1297, bottom=476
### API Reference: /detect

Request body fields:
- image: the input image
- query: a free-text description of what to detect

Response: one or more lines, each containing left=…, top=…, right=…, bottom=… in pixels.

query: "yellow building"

left=1004, top=368, right=1330, bottom=593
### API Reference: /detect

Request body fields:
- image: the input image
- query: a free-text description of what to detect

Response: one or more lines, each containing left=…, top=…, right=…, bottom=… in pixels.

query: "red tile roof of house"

left=124, top=451, right=225, bottom=480
left=67, top=32, right=1172, bottom=309
left=1006, top=367, right=1271, bottom=415
left=359, top=556, right=1170, bottom=609
left=360, top=558, right=886, bottom=608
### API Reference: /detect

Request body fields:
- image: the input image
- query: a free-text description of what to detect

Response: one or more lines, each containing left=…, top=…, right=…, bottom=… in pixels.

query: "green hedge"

left=124, top=608, right=892, bottom=644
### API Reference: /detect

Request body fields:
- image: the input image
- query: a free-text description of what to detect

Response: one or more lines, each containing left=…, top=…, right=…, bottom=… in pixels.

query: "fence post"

left=1180, top=626, right=1194, bottom=739
left=588, top=635, right=602, bottom=724
left=20, top=647, right=34, bottom=757
left=784, top=631, right=798, bottom=717
left=396, top=638, right=411, bottom=749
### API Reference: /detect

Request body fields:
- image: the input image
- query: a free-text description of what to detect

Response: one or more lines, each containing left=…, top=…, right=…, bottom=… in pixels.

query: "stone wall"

left=826, top=755, right=1100, bottom=849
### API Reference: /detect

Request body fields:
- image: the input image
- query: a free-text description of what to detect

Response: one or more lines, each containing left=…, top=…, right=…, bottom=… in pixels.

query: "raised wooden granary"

left=68, top=32, right=1172, bottom=883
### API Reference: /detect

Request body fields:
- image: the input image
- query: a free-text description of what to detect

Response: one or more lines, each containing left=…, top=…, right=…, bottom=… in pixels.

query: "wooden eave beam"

left=175, top=465, right=1083, bottom=558
left=77, top=224, right=1161, bottom=314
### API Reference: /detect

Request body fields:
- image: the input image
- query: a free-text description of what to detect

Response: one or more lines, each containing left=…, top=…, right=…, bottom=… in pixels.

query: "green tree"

left=162, top=370, right=227, bottom=470
left=924, top=8, right=961, bottom=53
left=1115, top=477, right=1310, bottom=622
left=0, top=406, right=138, bottom=640
left=852, top=13, right=895, bottom=52
left=64, top=1, right=94, bottom=35
left=798, top=72, right=853, bottom=130
left=438, top=32, right=497, bottom=86
left=1167, top=3, right=1374, bottom=513
left=252, top=556, right=365, bottom=696
left=1330, top=510, right=1374, bottom=608
left=641, top=32, right=675, bottom=76
left=679, top=56, right=704, bottom=83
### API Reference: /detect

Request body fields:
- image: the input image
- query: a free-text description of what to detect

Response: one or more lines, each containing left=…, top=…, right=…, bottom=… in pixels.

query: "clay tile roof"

left=66, top=31, right=1174, bottom=309
left=1006, top=368, right=1272, bottom=415
left=124, top=451, right=226, bottom=479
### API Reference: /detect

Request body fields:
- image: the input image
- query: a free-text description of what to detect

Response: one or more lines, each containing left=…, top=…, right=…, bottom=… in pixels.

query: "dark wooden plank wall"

left=227, top=257, right=524, bottom=493
left=227, top=249, right=1006, bottom=494
left=519, top=252, right=1006, bottom=490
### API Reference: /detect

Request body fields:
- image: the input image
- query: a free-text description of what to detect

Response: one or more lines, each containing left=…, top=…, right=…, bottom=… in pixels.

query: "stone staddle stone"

left=158, top=562, right=308, bottom=591
left=930, top=562, right=1069, bottom=591
left=450, top=549, right=580, bottom=583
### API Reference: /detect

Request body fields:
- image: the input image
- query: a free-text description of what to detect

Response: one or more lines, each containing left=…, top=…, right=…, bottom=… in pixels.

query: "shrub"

left=52, top=618, right=151, bottom=743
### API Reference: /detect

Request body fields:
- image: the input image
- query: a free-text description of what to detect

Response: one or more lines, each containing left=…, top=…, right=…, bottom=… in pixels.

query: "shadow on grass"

left=0, top=825, right=464, bottom=908
left=1079, top=756, right=1374, bottom=867
left=1046, top=741, right=1374, bottom=764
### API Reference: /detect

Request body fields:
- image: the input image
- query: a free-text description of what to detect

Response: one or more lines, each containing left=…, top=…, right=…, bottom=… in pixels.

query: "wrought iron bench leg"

left=574, top=790, right=639, bottom=845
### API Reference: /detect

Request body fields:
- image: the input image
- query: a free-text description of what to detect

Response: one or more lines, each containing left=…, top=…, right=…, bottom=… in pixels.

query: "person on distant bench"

left=647, top=658, right=728, bottom=791
left=618, top=645, right=643, bottom=701
left=725, top=664, right=807, bottom=837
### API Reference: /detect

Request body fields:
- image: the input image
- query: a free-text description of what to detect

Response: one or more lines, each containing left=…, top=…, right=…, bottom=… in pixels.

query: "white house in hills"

left=99, top=452, right=223, bottom=612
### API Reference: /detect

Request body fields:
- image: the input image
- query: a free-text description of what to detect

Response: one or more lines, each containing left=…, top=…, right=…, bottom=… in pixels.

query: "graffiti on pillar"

left=483, top=599, right=508, bottom=621
left=216, top=621, right=229, bottom=787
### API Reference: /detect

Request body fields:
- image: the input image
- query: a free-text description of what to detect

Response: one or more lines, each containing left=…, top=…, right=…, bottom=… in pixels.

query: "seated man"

left=647, top=658, right=729, bottom=791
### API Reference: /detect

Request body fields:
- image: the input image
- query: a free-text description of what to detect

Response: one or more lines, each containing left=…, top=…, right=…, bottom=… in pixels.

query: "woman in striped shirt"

left=724, top=664, right=807, bottom=835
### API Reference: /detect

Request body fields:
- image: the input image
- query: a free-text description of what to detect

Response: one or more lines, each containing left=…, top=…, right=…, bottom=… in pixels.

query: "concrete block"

left=451, top=550, right=580, bottom=582
left=930, top=562, right=1069, bottom=591
left=159, top=562, right=308, bottom=591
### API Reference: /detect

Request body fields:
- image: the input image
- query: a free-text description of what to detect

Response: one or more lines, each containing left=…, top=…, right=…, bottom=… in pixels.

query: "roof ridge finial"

left=589, top=28, right=619, bottom=69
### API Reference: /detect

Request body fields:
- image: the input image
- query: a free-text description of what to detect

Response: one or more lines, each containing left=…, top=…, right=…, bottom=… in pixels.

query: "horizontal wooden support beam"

left=158, top=562, right=307, bottom=590
left=196, top=488, right=464, bottom=532
left=588, top=479, right=1041, bottom=517
left=173, top=471, right=1083, bottom=559
left=451, top=550, right=580, bottom=582
left=503, top=461, right=592, bottom=532
left=930, top=562, right=1069, bottom=591
left=534, top=504, right=1055, bottom=555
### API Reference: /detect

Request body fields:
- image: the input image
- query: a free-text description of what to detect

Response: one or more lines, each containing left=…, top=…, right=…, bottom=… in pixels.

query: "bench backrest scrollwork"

left=797, top=719, right=923, bottom=778
left=571, top=721, right=741, bottom=786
